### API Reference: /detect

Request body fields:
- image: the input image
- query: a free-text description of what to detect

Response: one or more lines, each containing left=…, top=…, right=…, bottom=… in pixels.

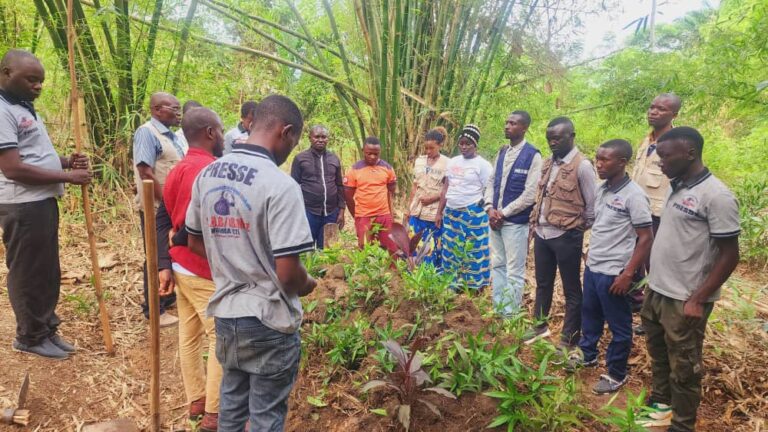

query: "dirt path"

left=0, top=220, right=766, bottom=431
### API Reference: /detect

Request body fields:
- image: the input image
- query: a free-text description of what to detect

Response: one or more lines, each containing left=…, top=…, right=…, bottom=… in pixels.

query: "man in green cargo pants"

left=637, top=127, right=740, bottom=431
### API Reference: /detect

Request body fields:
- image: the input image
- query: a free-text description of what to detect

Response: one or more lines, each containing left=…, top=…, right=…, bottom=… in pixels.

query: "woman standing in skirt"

left=404, top=127, right=451, bottom=267
left=436, top=125, right=493, bottom=291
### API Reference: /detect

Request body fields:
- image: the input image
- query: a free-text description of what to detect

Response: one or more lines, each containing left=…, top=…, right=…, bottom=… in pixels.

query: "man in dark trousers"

left=525, top=117, right=596, bottom=348
left=637, top=127, right=740, bottom=431
left=484, top=111, right=541, bottom=317
left=0, top=49, right=92, bottom=359
left=631, top=93, right=681, bottom=332
left=133, top=91, right=185, bottom=327
left=186, top=95, right=316, bottom=431
left=291, top=125, right=345, bottom=248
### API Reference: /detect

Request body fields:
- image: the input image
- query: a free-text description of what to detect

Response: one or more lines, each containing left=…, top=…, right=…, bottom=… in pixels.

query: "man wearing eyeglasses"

left=133, top=92, right=185, bottom=327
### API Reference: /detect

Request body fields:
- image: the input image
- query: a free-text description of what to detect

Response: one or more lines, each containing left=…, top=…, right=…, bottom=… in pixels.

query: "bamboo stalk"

left=141, top=180, right=161, bottom=432
left=66, top=0, right=114, bottom=355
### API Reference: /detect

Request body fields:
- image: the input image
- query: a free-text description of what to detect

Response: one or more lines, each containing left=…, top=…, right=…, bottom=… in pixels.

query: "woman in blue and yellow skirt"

left=436, top=124, right=493, bottom=291
left=404, top=127, right=451, bottom=267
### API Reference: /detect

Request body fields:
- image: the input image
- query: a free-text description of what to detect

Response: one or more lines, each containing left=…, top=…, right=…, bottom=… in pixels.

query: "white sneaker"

left=159, top=312, right=179, bottom=328
left=636, top=402, right=673, bottom=427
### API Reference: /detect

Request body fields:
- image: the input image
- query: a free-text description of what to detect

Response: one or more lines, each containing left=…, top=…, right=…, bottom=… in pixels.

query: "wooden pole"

left=141, top=180, right=161, bottom=432
left=66, top=0, right=114, bottom=355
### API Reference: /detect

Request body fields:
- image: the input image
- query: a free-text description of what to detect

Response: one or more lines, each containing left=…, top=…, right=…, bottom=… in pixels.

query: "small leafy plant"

left=362, top=338, right=456, bottom=431
left=600, top=388, right=652, bottom=431
left=326, top=318, right=372, bottom=370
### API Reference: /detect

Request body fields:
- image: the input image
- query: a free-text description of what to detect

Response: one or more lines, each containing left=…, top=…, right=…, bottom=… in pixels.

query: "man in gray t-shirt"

left=0, top=49, right=92, bottom=360
left=186, top=95, right=316, bottom=432
left=222, top=100, right=256, bottom=154
left=637, top=127, right=740, bottom=431
left=568, top=140, right=653, bottom=395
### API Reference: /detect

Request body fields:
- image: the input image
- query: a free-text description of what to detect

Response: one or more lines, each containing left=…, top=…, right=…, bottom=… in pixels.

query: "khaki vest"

left=632, top=133, right=670, bottom=217
left=133, top=120, right=182, bottom=208
left=531, top=152, right=586, bottom=231
left=408, top=154, right=450, bottom=222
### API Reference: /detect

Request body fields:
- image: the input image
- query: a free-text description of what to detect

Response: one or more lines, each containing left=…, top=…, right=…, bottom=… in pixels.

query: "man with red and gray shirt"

left=291, top=125, right=345, bottom=248
left=157, top=107, right=224, bottom=431
left=637, top=127, right=740, bottom=431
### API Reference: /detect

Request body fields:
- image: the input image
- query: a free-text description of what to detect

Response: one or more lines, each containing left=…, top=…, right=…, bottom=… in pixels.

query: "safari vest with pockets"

left=632, top=133, right=670, bottom=217
left=133, top=120, right=181, bottom=208
left=531, top=152, right=586, bottom=231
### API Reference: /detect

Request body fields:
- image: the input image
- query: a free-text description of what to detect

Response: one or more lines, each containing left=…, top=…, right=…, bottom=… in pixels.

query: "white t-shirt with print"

left=445, top=155, right=492, bottom=209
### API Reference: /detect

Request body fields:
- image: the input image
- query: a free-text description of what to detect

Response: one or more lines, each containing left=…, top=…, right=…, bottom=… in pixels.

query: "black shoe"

left=12, top=338, right=69, bottom=360
left=49, top=334, right=77, bottom=353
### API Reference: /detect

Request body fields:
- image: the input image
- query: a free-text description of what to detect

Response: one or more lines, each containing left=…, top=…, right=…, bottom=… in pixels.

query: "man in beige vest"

left=133, top=92, right=184, bottom=327
left=633, top=93, right=680, bottom=232
left=525, top=117, right=596, bottom=349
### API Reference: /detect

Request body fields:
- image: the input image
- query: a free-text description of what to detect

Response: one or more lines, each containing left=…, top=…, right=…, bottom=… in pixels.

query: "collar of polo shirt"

left=671, top=167, right=711, bottom=191
left=603, top=173, right=631, bottom=193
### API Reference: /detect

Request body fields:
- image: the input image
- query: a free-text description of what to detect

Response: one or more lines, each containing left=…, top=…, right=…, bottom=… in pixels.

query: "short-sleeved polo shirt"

left=0, top=91, right=64, bottom=204
left=649, top=169, right=740, bottom=302
left=185, top=143, right=314, bottom=333
left=587, top=175, right=653, bottom=276
left=343, top=159, right=397, bottom=217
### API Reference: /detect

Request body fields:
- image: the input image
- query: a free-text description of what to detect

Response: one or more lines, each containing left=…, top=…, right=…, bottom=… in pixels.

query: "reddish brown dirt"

left=0, top=215, right=766, bottom=431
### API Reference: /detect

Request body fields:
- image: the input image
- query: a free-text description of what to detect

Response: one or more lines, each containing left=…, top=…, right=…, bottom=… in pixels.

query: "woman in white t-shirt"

left=436, top=124, right=492, bottom=291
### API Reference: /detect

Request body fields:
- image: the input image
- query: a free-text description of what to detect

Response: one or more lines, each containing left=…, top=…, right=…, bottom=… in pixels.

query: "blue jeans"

left=306, top=209, right=339, bottom=249
left=490, top=222, right=529, bottom=316
left=579, top=267, right=633, bottom=380
left=215, top=317, right=300, bottom=432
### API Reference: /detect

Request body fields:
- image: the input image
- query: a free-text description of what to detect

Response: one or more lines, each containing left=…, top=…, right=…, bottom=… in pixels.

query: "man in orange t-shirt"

left=343, top=137, right=397, bottom=248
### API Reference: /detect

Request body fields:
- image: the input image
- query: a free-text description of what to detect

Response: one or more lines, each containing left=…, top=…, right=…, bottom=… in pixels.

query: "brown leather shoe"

left=199, top=412, right=218, bottom=432
left=189, top=398, right=205, bottom=420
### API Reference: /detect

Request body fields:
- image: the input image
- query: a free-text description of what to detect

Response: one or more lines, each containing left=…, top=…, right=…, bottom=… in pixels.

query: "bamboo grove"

left=18, top=0, right=595, bottom=177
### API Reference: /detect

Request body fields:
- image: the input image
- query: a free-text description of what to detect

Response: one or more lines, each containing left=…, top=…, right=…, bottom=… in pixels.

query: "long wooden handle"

left=66, top=0, right=113, bottom=355
left=141, top=180, right=161, bottom=432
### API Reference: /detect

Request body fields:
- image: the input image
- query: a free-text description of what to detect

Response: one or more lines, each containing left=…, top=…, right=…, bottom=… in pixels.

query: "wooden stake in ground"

left=65, top=0, right=114, bottom=355
left=323, top=223, right=340, bottom=248
left=141, top=180, right=161, bottom=432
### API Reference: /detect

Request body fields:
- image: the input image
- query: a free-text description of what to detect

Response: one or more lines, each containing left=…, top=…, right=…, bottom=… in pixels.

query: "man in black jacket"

left=290, top=125, right=345, bottom=248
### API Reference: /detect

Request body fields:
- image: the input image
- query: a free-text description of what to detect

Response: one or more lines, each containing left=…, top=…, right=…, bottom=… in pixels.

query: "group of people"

left=0, top=48, right=742, bottom=432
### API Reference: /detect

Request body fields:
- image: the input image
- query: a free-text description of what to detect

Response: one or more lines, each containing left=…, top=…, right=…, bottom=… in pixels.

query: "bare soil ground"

left=0, top=212, right=766, bottom=431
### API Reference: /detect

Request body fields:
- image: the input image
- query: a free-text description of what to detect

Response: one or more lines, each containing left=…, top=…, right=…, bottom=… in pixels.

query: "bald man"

left=175, top=100, right=203, bottom=153
left=133, top=91, right=184, bottom=326
left=156, top=107, right=224, bottom=430
left=0, top=49, right=92, bottom=359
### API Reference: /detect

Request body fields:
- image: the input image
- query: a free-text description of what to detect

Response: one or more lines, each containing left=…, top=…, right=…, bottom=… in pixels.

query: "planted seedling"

left=387, top=223, right=433, bottom=271
left=362, top=338, right=456, bottom=431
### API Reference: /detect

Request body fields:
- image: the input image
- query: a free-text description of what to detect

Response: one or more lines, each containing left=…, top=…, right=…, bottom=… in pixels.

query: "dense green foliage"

left=1, top=0, right=765, bottom=262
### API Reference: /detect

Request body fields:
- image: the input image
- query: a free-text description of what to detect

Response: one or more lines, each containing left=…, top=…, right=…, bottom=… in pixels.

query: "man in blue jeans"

left=186, top=95, right=316, bottom=431
left=484, top=111, right=542, bottom=316
left=290, top=125, right=345, bottom=248
left=566, top=139, right=653, bottom=395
